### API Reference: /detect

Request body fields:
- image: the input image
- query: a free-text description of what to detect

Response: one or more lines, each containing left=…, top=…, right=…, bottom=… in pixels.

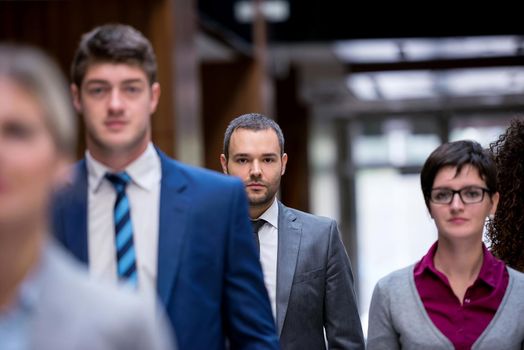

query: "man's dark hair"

left=71, top=23, right=157, bottom=86
left=223, top=113, right=285, bottom=159
left=420, top=140, right=498, bottom=210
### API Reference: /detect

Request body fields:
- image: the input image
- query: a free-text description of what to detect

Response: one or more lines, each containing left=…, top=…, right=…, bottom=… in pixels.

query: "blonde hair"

left=0, top=44, right=76, bottom=155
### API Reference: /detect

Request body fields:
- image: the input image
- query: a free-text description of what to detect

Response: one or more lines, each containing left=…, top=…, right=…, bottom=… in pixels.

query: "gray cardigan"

left=367, top=265, right=524, bottom=350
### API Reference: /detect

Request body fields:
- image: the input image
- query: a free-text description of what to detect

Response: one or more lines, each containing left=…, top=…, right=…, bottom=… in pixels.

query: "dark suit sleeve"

left=50, top=161, right=87, bottom=252
left=222, top=181, right=280, bottom=349
left=324, top=221, right=365, bottom=349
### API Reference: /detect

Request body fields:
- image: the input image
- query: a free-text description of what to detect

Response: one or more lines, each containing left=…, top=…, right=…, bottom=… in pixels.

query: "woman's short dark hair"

left=420, top=140, right=497, bottom=210
left=71, top=23, right=157, bottom=86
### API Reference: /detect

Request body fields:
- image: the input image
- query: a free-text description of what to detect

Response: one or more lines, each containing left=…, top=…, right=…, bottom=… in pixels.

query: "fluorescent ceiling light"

left=334, top=39, right=400, bottom=63
left=404, top=36, right=518, bottom=60
left=347, top=67, right=524, bottom=100
left=445, top=67, right=524, bottom=96
left=348, top=71, right=435, bottom=100
left=334, top=36, right=522, bottom=63
left=235, top=0, right=289, bottom=23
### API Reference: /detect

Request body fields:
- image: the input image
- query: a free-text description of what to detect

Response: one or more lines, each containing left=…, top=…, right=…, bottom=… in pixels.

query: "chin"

left=247, top=192, right=266, bottom=201
left=105, top=137, right=141, bottom=152
left=442, top=229, right=482, bottom=241
left=248, top=196, right=270, bottom=207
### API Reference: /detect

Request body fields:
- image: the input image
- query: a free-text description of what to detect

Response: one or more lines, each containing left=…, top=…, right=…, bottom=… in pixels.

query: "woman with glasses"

left=367, top=140, right=524, bottom=350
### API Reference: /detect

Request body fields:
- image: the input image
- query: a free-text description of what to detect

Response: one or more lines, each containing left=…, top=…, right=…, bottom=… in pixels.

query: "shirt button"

left=464, top=298, right=471, bottom=304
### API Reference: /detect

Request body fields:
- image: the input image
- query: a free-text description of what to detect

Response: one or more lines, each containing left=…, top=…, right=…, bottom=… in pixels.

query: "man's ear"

left=219, top=154, right=228, bottom=175
left=149, top=82, right=161, bottom=114
left=281, top=153, right=288, bottom=176
left=70, top=84, right=82, bottom=114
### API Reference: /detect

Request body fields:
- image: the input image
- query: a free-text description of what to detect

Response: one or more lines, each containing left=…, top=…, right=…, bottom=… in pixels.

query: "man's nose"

left=108, top=89, right=124, bottom=112
left=250, top=160, right=262, bottom=177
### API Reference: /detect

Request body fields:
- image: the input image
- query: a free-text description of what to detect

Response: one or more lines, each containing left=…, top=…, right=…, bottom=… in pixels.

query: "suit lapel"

left=156, top=150, right=190, bottom=307
left=276, top=201, right=302, bottom=336
left=62, top=160, right=89, bottom=264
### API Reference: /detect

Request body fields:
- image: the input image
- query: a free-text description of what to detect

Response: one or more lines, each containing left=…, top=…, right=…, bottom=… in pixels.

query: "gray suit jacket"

left=26, top=242, right=174, bottom=350
left=276, top=202, right=364, bottom=349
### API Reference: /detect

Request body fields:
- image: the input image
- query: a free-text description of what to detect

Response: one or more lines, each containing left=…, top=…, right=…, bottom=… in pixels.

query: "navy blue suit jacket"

left=52, top=149, right=279, bottom=350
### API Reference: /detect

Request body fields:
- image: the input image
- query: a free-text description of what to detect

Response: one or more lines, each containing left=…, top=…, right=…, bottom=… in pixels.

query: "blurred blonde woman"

left=0, top=44, right=173, bottom=350
left=367, top=140, right=524, bottom=350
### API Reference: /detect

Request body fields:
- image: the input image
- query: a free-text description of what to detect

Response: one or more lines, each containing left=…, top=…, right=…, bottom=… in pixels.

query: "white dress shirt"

left=86, top=143, right=161, bottom=309
left=257, top=198, right=279, bottom=320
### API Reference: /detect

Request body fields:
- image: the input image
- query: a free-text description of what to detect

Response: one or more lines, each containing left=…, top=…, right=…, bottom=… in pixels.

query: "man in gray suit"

left=0, top=44, right=173, bottom=350
left=220, top=113, right=365, bottom=349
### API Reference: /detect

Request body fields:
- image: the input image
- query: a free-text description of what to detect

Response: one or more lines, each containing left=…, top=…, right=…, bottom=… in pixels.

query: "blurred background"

left=3, top=0, right=524, bottom=332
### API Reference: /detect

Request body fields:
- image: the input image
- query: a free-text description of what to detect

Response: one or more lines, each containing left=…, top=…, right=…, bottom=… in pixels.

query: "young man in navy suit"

left=53, top=24, right=278, bottom=350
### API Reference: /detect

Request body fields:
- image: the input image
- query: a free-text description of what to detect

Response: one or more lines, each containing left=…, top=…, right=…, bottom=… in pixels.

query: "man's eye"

left=263, top=158, right=274, bottom=163
left=87, top=86, right=108, bottom=96
left=124, top=86, right=142, bottom=94
left=236, top=158, right=248, bottom=164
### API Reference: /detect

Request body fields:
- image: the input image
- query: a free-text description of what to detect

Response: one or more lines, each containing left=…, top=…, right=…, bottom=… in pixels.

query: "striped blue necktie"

left=105, top=172, right=138, bottom=287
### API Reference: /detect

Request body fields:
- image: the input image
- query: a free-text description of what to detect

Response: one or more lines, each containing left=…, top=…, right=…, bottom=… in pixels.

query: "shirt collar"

left=259, top=197, right=279, bottom=229
left=86, top=143, right=161, bottom=193
left=478, top=244, right=505, bottom=288
left=414, top=240, right=505, bottom=289
left=414, top=241, right=439, bottom=278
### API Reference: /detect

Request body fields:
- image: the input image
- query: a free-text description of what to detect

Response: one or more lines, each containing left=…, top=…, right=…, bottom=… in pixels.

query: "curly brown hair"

left=486, top=118, right=524, bottom=271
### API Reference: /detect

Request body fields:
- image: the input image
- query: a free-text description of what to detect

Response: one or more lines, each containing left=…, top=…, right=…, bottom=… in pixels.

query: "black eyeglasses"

left=430, top=186, right=491, bottom=205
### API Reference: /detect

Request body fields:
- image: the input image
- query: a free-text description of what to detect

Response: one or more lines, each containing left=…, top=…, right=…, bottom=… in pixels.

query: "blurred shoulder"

left=39, top=244, right=174, bottom=349
left=46, top=244, right=149, bottom=313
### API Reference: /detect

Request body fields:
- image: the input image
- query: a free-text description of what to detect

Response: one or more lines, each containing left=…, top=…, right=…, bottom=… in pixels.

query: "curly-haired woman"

left=487, top=118, right=524, bottom=271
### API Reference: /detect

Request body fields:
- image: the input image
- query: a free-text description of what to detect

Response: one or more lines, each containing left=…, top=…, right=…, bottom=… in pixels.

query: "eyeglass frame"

left=429, top=186, right=492, bottom=205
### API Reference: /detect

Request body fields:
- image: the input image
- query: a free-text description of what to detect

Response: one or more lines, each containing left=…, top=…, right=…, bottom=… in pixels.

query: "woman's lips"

left=449, top=217, right=468, bottom=224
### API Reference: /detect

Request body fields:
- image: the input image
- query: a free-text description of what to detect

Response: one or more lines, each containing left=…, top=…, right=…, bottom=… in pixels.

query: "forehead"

left=433, top=164, right=485, bottom=186
left=229, top=128, right=280, bottom=154
left=82, top=62, right=148, bottom=84
left=0, top=77, right=42, bottom=123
